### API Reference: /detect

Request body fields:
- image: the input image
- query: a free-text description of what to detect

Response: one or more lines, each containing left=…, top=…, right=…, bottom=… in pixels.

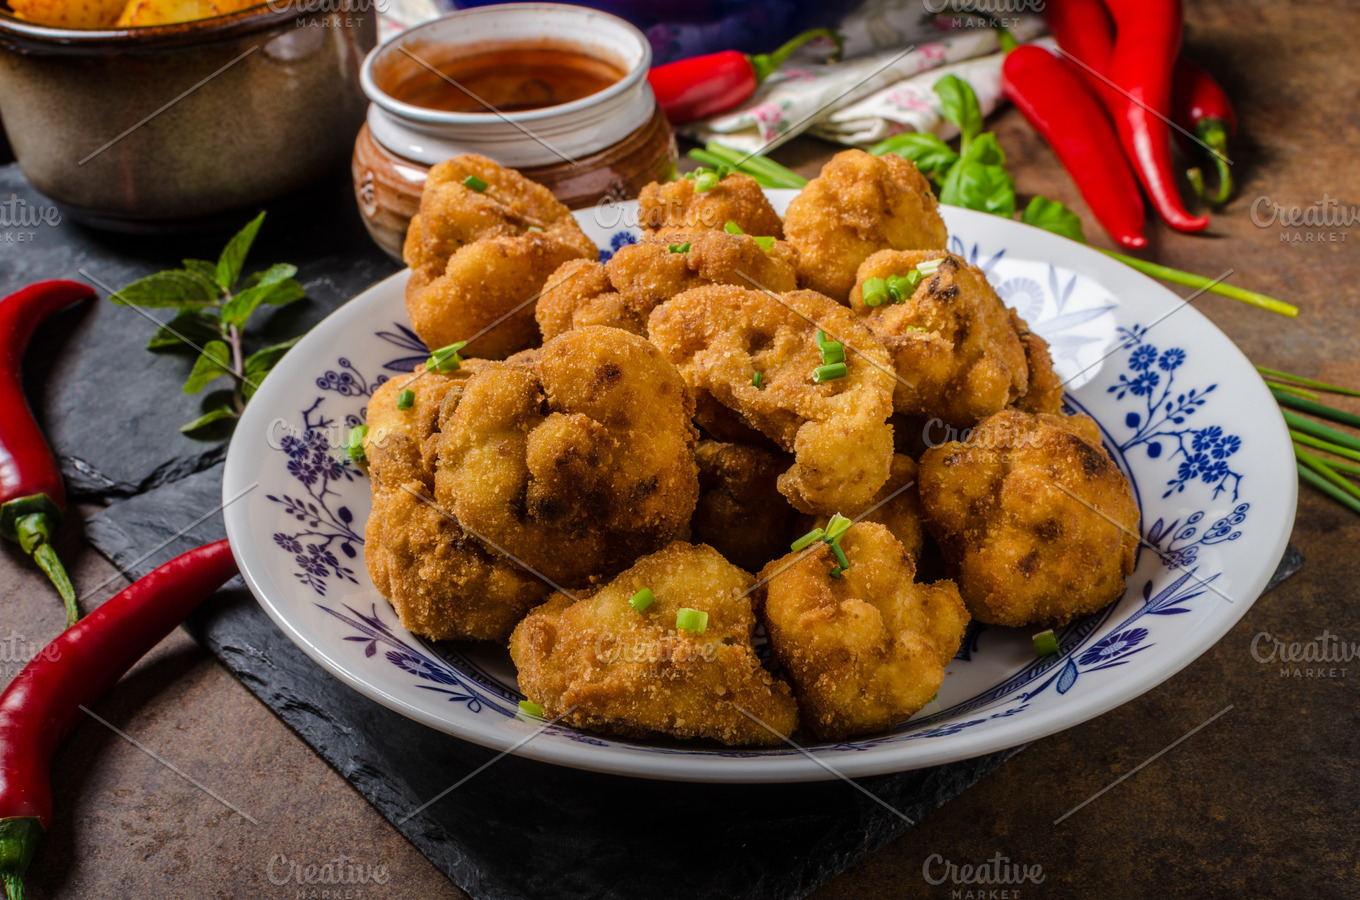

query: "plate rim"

left=223, top=201, right=1297, bottom=783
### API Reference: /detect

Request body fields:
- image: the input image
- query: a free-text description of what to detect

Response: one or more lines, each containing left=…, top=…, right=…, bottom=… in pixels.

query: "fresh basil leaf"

left=113, top=270, right=221, bottom=308
left=934, top=74, right=983, bottom=145
left=870, top=132, right=960, bottom=181
left=1021, top=197, right=1088, bottom=242
left=183, top=340, right=234, bottom=394
left=940, top=162, right=1016, bottom=218
left=182, top=259, right=220, bottom=283
left=959, top=131, right=1005, bottom=167
left=179, top=404, right=238, bottom=434
left=146, top=309, right=224, bottom=351
left=216, top=211, right=266, bottom=290
left=221, top=278, right=305, bottom=327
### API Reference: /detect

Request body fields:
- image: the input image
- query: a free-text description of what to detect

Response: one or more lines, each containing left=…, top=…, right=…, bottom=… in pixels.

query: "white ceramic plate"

left=223, top=193, right=1295, bottom=783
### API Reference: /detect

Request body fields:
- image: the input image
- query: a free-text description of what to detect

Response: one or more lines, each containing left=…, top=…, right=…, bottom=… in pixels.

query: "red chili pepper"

left=1101, top=0, right=1210, bottom=233
left=1002, top=45, right=1146, bottom=249
left=648, top=28, right=843, bottom=125
left=1041, top=0, right=1115, bottom=105
left=0, top=280, right=94, bottom=627
left=0, top=539, right=238, bottom=900
left=1172, top=58, right=1237, bottom=207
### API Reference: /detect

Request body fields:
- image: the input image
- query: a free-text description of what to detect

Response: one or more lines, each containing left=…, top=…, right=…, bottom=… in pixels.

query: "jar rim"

left=359, top=3, right=652, bottom=128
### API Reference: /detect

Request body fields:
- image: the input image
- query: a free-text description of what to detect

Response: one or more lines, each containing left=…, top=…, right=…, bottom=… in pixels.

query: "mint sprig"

left=113, top=211, right=306, bottom=434
left=872, top=74, right=1082, bottom=243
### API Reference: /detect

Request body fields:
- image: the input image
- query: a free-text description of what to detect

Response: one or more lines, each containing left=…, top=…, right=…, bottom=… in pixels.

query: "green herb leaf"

left=216, top=211, right=266, bottom=290
left=1021, top=197, right=1087, bottom=243
left=221, top=278, right=305, bottom=326
left=239, top=262, right=298, bottom=292
left=940, top=160, right=1015, bottom=218
left=242, top=336, right=300, bottom=398
left=183, top=340, right=234, bottom=394
left=146, top=308, right=225, bottom=351
left=934, top=74, right=983, bottom=145
left=182, top=259, right=220, bottom=283
left=958, top=131, right=1006, bottom=167
left=113, top=270, right=221, bottom=308
left=870, top=132, right=959, bottom=181
left=179, top=404, right=238, bottom=434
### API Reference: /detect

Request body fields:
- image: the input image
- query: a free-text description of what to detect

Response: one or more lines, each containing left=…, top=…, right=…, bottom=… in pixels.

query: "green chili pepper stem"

left=1192, top=119, right=1234, bottom=207
left=11, top=512, right=78, bottom=627
left=1099, top=249, right=1298, bottom=318
left=0, top=817, right=42, bottom=900
left=749, top=28, right=843, bottom=84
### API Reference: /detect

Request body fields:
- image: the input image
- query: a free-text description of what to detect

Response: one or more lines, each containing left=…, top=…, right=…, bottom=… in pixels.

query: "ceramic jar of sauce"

left=353, top=3, right=676, bottom=260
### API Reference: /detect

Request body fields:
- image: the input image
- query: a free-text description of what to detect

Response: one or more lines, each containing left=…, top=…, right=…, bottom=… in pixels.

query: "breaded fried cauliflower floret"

left=1009, top=311, right=1065, bottom=415
left=783, top=150, right=948, bottom=302
left=918, top=410, right=1140, bottom=627
left=436, top=326, right=699, bottom=587
left=804, top=454, right=926, bottom=563
left=402, top=154, right=597, bottom=359
left=757, top=522, right=968, bottom=740
left=692, top=440, right=799, bottom=573
left=850, top=250, right=1029, bottom=427
left=510, top=541, right=799, bottom=745
left=648, top=284, right=895, bottom=515
left=639, top=172, right=784, bottom=239
left=536, top=230, right=799, bottom=341
left=363, top=366, right=550, bottom=641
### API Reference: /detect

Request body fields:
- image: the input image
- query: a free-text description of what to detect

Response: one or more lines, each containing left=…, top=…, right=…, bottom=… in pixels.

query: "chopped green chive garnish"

left=916, top=257, right=943, bottom=275
left=816, top=329, right=827, bottom=344
left=347, top=425, right=369, bottom=466
left=462, top=175, right=488, bottom=192
left=629, top=588, right=655, bottom=612
left=518, top=700, right=543, bottom=717
left=1033, top=629, right=1059, bottom=657
left=830, top=541, right=850, bottom=570
left=819, top=341, right=845, bottom=365
left=902, top=325, right=928, bottom=332
left=724, top=220, right=744, bottom=235
left=752, top=235, right=776, bottom=251
left=668, top=242, right=692, bottom=253
left=425, top=340, right=468, bottom=374
left=929, top=691, right=938, bottom=703
left=397, top=388, right=415, bottom=410
left=814, top=362, right=847, bottom=383
left=861, top=277, right=889, bottom=307
left=791, top=527, right=824, bottom=551
left=526, top=225, right=543, bottom=232
left=676, top=608, right=708, bottom=634
left=752, top=371, right=763, bottom=388
left=823, top=513, right=852, bottom=542
left=694, top=171, right=720, bottom=193
left=887, top=272, right=921, bottom=301
left=829, top=566, right=843, bottom=579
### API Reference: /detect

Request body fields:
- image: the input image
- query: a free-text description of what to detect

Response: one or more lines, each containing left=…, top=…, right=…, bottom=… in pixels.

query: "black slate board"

left=0, top=163, right=399, bottom=498
left=11, top=162, right=1306, bottom=899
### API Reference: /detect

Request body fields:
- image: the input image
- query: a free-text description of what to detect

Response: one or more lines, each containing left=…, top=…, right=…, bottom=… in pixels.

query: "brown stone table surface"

left=4, top=0, right=1359, bottom=895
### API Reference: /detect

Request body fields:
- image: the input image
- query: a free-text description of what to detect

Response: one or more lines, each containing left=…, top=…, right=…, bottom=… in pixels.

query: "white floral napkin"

left=680, top=16, right=1047, bottom=153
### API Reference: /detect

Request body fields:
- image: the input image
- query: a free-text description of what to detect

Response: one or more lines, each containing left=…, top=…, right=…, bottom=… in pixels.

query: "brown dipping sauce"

left=390, top=44, right=626, bottom=114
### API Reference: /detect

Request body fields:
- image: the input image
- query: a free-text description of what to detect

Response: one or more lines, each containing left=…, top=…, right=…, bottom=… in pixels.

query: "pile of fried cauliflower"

left=361, top=150, right=1139, bottom=745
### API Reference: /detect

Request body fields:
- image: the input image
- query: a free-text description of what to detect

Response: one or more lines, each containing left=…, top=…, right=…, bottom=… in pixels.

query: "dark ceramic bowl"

left=0, top=2, right=376, bottom=232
